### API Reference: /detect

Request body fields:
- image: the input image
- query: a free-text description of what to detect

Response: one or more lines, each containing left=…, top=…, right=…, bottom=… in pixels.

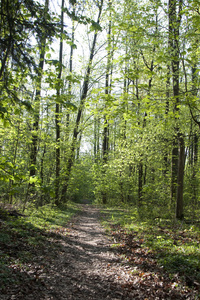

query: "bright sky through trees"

left=1, top=0, right=200, bottom=220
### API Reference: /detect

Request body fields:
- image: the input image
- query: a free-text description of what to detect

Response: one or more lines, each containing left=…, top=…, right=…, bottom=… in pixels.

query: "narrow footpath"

left=3, top=204, right=197, bottom=299
left=40, top=204, right=135, bottom=300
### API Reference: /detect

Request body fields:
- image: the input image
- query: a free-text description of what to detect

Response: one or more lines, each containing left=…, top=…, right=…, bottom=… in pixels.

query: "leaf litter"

left=0, top=205, right=199, bottom=299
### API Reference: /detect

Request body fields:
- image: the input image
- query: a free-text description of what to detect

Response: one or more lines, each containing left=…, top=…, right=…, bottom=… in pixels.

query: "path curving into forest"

left=3, top=204, right=197, bottom=299
left=40, top=204, right=134, bottom=300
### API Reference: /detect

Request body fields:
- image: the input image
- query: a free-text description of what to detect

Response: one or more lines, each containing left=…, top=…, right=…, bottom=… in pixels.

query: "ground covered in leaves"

left=0, top=204, right=199, bottom=299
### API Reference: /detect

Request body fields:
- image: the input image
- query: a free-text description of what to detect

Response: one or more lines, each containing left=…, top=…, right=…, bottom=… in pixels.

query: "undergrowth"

left=0, top=202, right=78, bottom=290
left=100, top=205, right=200, bottom=291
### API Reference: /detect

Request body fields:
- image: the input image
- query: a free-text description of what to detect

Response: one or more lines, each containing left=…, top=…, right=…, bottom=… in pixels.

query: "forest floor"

left=0, top=204, right=199, bottom=299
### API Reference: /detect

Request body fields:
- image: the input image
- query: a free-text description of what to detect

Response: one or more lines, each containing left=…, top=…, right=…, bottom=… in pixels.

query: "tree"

left=0, top=0, right=56, bottom=119
left=102, top=0, right=112, bottom=204
left=55, top=0, right=65, bottom=205
left=168, top=0, right=184, bottom=219
left=1, top=0, right=200, bottom=224
left=29, top=0, right=50, bottom=181
left=60, top=0, right=104, bottom=203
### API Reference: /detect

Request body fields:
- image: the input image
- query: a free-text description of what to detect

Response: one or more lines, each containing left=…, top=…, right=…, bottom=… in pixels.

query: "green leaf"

left=66, top=41, right=77, bottom=49
left=46, top=53, right=51, bottom=59
left=29, top=176, right=39, bottom=184
left=90, top=21, right=102, bottom=32
left=56, top=95, right=77, bottom=110
left=65, top=74, right=80, bottom=83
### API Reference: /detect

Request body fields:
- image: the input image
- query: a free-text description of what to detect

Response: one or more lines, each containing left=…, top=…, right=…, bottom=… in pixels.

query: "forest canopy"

left=1, top=0, right=200, bottom=221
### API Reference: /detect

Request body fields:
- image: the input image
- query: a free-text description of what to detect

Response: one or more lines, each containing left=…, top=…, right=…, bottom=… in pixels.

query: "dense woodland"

left=1, top=0, right=200, bottom=221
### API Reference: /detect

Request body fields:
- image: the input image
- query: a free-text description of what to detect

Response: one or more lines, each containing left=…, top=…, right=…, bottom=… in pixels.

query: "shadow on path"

left=1, top=204, right=197, bottom=299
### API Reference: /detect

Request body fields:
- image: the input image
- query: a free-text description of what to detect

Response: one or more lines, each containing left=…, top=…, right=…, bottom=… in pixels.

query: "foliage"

left=66, top=156, right=96, bottom=202
left=0, top=202, right=78, bottom=289
left=0, top=0, right=58, bottom=119
left=100, top=205, right=200, bottom=295
left=1, top=0, right=200, bottom=221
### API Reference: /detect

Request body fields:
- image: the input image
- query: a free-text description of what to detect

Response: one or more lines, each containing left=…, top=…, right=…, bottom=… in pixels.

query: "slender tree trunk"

left=171, top=139, right=179, bottom=206
left=138, top=162, right=143, bottom=207
left=76, top=132, right=82, bottom=160
left=163, top=64, right=170, bottom=177
left=55, top=0, right=64, bottom=205
left=176, top=135, right=185, bottom=219
left=60, top=0, right=104, bottom=202
left=168, top=0, right=184, bottom=218
left=135, top=73, right=143, bottom=207
left=94, top=111, right=100, bottom=163
left=168, top=0, right=183, bottom=214
left=174, top=1, right=184, bottom=219
left=102, top=117, right=109, bottom=204
left=94, top=115, right=97, bottom=160
left=29, top=0, right=49, bottom=179
left=66, top=3, right=76, bottom=133
left=9, top=119, right=20, bottom=204
left=39, top=144, right=46, bottom=205
left=102, top=0, right=112, bottom=204
left=191, top=65, right=198, bottom=205
left=138, top=38, right=155, bottom=206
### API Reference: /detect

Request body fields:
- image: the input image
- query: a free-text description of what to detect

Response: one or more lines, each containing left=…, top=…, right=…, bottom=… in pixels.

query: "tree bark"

left=66, top=3, right=76, bottom=134
left=102, top=0, right=113, bottom=204
left=94, top=110, right=100, bottom=162
left=55, top=0, right=64, bottom=205
left=176, top=135, right=185, bottom=219
left=168, top=0, right=183, bottom=215
left=60, top=0, right=104, bottom=203
left=29, top=0, right=49, bottom=181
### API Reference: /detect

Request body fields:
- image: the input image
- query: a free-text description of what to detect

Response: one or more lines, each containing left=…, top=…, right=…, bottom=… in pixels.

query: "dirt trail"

left=40, top=204, right=134, bottom=300
left=2, top=204, right=197, bottom=299
left=1, top=204, right=136, bottom=300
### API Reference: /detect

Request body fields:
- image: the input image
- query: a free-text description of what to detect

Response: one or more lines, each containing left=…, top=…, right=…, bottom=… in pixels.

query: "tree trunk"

left=55, top=0, right=64, bottom=205
left=66, top=3, right=76, bottom=135
left=102, top=0, right=112, bottom=204
left=29, top=0, right=49, bottom=181
left=168, top=0, right=183, bottom=215
left=171, top=140, right=179, bottom=206
left=135, top=73, right=143, bottom=207
left=138, top=162, right=143, bottom=207
left=94, top=108, right=100, bottom=162
left=9, top=120, right=20, bottom=204
left=39, top=144, right=46, bottom=205
left=60, top=0, right=104, bottom=203
left=176, top=135, right=185, bottom=219
left=163, top=64, right=170, bottom=177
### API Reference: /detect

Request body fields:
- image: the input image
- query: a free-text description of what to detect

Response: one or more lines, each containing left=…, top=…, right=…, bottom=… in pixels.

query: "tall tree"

left=168, top=0, right=184, bottom=219
left=102, top=0, right=112, bottom=204
left=60, top=0, right=104, bottom=203
left=0, top=0, right=56, bottom=118
left=29, top=0, right=50, bottom=180
left=55, top=0, right=65, bottom=205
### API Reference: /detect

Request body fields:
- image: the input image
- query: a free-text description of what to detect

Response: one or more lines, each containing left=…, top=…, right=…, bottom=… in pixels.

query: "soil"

left=40, top=204, right=137, bottom=300
left=1, top=204, right=198, bottom=299
left=1, top=205, right=133, bottom=300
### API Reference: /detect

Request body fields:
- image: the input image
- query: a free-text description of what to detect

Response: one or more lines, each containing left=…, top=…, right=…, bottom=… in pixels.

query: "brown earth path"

left=39, top=204, right=135, bottom=300
left=2, top=204, right=197, bottom=299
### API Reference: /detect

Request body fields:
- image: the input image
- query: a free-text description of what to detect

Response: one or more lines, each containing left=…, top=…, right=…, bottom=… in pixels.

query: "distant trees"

left=0, top=0, right=56, bottom=117
left=1, top=0, right=200, bottom=221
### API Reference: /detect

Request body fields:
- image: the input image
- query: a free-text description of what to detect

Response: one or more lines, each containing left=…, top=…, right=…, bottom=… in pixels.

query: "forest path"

left=2, top=204, right=196, bottom=299
left=41, top=204, right=134, bottom=300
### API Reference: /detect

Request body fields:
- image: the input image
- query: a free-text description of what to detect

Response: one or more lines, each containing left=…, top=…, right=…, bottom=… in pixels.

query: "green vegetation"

left=1, top=0, right=200, bottom=296
left=1, top=0, right=200, bottom=221
left=0, top=203, right=78, bottom=289
left=101, top=206, right=200, bottom=288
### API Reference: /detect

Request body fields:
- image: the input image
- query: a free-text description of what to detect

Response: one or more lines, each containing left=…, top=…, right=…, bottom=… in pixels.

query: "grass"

left=0, top=202, right=79, bottom=290
left=25, top=203, right=77, bottom=229
left=100, top=205, right=200, bottom=286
